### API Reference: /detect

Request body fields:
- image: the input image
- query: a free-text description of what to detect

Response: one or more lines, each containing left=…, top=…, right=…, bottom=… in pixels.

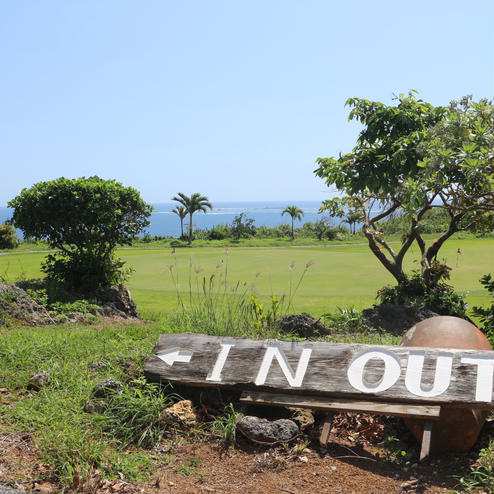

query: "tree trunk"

left=291, top=218, right=294, bottom=240
left=363, top=226, right=408, bottom=286
left=188, top=212, right=193, bottom=244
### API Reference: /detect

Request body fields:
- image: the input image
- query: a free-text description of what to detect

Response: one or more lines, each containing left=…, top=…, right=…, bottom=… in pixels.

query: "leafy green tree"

left=230, top=213, right=256, bottom=241
left=282, top=205, right=304, bottom=240
left=172, top=205, right=187, bottom=239
left=315, top=93, right=493, bottom=290
left=0, top=223, right=19, bottom=249
left=8, top=176, right=152, bottom=291
left=472, top=274, right=494, bottom=344
left=172, top=192, right=212, bottom=244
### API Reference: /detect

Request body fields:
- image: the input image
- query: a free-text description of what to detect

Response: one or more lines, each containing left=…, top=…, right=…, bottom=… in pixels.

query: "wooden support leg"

left=319, top=412, right=334, bottom=449
left=419, top=420, right=433, bottom=462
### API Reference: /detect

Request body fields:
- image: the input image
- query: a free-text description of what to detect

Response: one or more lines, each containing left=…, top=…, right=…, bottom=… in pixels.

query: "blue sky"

left=0, top=1, right=492, bottom=205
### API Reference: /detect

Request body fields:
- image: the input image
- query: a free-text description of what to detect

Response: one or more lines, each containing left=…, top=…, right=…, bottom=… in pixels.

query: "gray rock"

left=362, top=304, right=438, bottom=335
left=236, top=415, right=299, bottom=444
left=83, top=397, right=106, bottom=413
left=91, top=379, right=123, bottom=398
left=88, top=361, right=109, bottom=371
left=28, top=370, right=49, bottom=391
left=92, top=285, right=140, bottom=319
left=0, top=486, right=24, bottom=494
left=278, top=313, right=330, bottom=338
left=0, top=283, right=54, bottom=326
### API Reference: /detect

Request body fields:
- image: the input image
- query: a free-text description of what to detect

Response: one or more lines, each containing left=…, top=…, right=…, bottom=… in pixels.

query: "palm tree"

left=282, top=205, right=304, bottom=240
left=172, top=205, right=187, bottom=239
left=343, top=211, right=361, bottom=234
left=172, top=192, right=213, bottom=244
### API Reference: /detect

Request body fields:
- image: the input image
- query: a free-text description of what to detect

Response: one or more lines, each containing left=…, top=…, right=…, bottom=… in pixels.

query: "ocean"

left=0, top=200, right=326, bottom=238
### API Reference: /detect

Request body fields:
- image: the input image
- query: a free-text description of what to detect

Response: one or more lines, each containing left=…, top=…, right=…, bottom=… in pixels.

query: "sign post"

left=144, top=333, right=494, bottom=459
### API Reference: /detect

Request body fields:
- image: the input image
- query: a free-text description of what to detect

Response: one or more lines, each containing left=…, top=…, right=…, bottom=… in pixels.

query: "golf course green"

left=1, top=236, right=491, bottom=317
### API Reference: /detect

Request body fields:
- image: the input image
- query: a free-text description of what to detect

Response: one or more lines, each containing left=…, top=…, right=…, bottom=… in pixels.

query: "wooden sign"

left=144, top=333, right=494, bottom=409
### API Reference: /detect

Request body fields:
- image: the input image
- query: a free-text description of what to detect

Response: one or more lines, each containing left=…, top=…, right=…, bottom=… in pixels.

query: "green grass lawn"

left=0, top=237, right=492, bottom=490
left=1, top=236, right=492, bottom=318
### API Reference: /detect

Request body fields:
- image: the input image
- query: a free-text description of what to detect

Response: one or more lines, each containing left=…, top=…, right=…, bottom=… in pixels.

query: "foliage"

left=376, top=435, right=409, bottom=463
left=315, top=93, right=494, bottom=290
left=377, top=270, right=468, bottom=317
left=167, top=253, right=314, bottom=338
left=208, top=224, right=230, bottom=240
left=230, top=213, right=256, bottom=241
left=255, top=223, right=292, bottom=238
left=454, top=437, right=493, bottom=493
left=210, top=403, right=240, bottom=444
left=472, top=274, right=494, bottom=344
left=282, top=205, right=304, bottom=240
left=378, top=208, right=451, bottom=235
left=8, top=176, right=152, bottom=291
left=248, top=294, right=282, bottom=336
left=42, top=251, right=134, bottom=292
left=97, top=378, right=175, bottom=448
left=0, top=222, right=19, bottom=249
left=172, top=192, right=212, bottom=244
left=0, top=322, right=164, bottom=486
left=321, top=306, right=367, bottom=332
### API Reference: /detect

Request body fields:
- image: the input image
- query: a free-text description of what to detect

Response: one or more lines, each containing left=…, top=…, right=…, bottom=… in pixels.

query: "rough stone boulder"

left=362, top=303, right=438, bottom=335
left=91, top=378, right=124, bottom=398
left=28, top=370, right=50, bottom=391
left=236, top=416, right=299, bottom=444
left=278, top=313, right=330, bottom=338
left=159, top=400, right=198, bottom=427
left=92, top=285, right=140, bottom=319
left=0, top=283, right=54, bottom=326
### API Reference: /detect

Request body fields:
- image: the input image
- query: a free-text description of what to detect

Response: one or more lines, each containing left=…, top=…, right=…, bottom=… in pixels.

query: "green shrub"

left=377, top=270, right=467, bottom=317
left=0, top=222, right=19, bottom=249
left=8, top=176, right=152, bottom=291
left=42, top=252, right=133, bottom=292
left=322, top=306, right=367, bottom=332
left=208, top=224, right=230, bottom=240
left=230, top=213, right=256, bottom=240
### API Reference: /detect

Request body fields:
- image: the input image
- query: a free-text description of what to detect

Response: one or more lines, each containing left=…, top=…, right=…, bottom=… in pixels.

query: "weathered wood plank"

left=420, top=421, right=433, bottom=462
left=239, top=391, right=442, bottom=419
left=144, top=333, right=494, bottom=408
left=319, top=412, right=333, bottom=448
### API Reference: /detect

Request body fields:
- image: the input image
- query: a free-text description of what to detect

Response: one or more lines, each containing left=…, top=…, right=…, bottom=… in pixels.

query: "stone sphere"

left=400, top=316, right=492, bottom=453
left=400, top=315, right=492, bottom=350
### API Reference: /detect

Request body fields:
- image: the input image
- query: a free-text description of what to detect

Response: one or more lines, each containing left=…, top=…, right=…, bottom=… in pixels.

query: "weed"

left=454, top=437, right=493, bottom=493
left=375, top=435, right=409, bottom=463
left=104, top=450, right=155, bottom=482
left=167, top=253, right=314, bottom=338
left=211, top=403, right=240, bottom=445
left=96, top=377, right=175, bottom=448
left=322, top=306, right=366, bottom=332
left=175, top=457, right=204, bottom=477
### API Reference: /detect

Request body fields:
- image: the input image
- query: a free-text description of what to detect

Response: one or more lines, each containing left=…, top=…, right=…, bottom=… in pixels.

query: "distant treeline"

left=138, top=208, right=493, bottom=244
left=141, top=218, right=348, bottom=243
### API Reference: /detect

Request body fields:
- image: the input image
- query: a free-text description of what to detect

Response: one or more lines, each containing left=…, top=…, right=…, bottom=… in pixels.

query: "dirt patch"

left=141, top=438, right=454, bottom=494
left=0, top=424, right=469, bottom=494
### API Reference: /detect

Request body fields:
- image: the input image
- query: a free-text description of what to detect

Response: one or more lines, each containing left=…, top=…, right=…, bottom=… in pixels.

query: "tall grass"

left=166, top=250, right=315, bottom=338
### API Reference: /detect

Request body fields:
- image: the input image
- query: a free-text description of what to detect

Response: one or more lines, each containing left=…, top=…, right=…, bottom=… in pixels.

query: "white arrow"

left=156, top=348, right=193, bottom=366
